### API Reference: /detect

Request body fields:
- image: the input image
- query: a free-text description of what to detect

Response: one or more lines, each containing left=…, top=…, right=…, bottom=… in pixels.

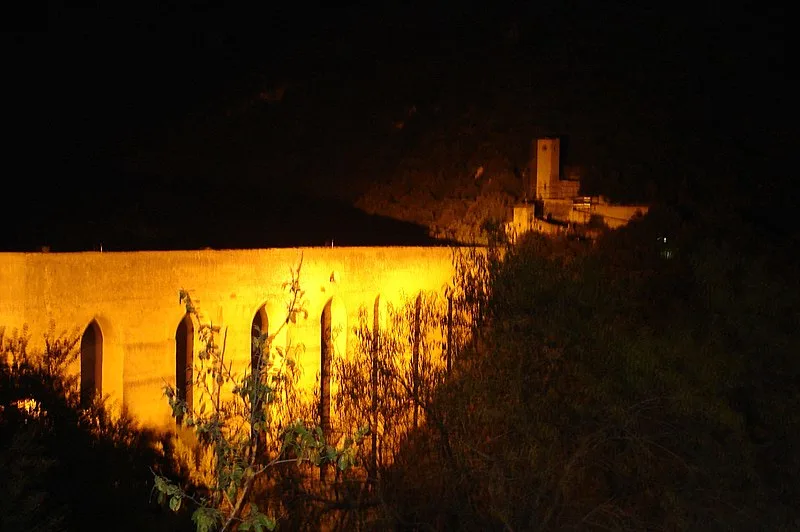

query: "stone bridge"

left=0, top=247, right=459, bottom=428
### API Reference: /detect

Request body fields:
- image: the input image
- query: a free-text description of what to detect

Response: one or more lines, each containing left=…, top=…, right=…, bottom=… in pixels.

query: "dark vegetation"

left=373, top=209, right=800, bottom=530
left=292, top=205, right=795, bottom=530
left=0, top=327, right=193, bottom=531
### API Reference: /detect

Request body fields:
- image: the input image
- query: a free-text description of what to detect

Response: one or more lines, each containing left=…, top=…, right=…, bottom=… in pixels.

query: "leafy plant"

left=153, top=256, right=366, bottom=531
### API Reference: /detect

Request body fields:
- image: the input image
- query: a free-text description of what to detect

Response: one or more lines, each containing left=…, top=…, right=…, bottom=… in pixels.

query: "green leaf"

left=192, top=507, right=221, bottom=532
left=154, top=475, right=168, bottom=493
left=169, top=495, right=182, bottom=512
left=241, top=504, right=277, bottom=532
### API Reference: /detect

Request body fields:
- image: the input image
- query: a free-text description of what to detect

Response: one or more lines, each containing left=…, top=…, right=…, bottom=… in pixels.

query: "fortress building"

left=0, top=247, right=458, bottom=430
left=507, top=138, right=649, bottom=239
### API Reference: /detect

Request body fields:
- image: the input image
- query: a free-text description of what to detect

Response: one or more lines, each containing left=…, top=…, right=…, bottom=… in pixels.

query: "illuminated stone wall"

left=0, top=247, right=457, bottom=428
left=535, top=137, right=561, bottom=199
left=591, top=203, right=649, bottom=229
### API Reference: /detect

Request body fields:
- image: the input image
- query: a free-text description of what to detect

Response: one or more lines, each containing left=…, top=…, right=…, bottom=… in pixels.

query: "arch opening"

left=175, top=313, right=194, bottom=424
left=252, top=305, right=269, bottom=374
left=251, top=304, right=269, bottom=444
left=320, top=297, right=347, bottom=439
left=80, top=320, right=103, bottom=406
left=320, top=301, right=333, bottom=437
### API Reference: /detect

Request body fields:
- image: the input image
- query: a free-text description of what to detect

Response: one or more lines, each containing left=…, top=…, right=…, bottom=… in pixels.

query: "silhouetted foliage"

left=332, top=206, right=800, bottom=530
left=0, top=325, right=192, bottom=532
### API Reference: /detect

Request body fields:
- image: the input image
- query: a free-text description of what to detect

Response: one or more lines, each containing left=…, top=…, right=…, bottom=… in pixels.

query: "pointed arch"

left=251, top=304, right=269, bottom=374
left=175, top=313, right=194, bottom=424
left=320, top=297, right=347, bottom=438
left=250, top=303, right=270, bottom=446
left=80, top=320, right=103, bottom=406
left=320, top=301, right=333, bottom=437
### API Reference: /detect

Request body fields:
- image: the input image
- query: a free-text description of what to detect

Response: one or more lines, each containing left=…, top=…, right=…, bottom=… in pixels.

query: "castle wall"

left=0, top=247, right=458, bottom=428
left=592, top=204, right=649, bottom=229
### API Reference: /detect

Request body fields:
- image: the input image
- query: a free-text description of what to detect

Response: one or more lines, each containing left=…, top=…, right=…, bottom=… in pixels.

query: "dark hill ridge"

left=1, top=171, right=449, bottom=252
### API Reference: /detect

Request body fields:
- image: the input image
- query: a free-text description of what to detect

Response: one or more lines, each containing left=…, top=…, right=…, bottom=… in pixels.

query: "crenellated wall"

left=0, top=247, right=459, bottom=428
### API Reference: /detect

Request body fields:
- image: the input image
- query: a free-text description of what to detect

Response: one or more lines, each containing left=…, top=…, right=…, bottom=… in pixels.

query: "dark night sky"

left=1, top=2, right=788, bottom=250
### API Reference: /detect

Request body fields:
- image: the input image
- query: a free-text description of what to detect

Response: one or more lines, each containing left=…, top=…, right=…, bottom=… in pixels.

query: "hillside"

left=7, top=4, right=786, bottom=249
left=115, top=4, right=783, bottom=245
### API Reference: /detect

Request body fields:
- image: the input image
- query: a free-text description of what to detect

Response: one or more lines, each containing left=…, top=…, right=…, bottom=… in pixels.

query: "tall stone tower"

left=535, top=137, right=561, bottom=200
